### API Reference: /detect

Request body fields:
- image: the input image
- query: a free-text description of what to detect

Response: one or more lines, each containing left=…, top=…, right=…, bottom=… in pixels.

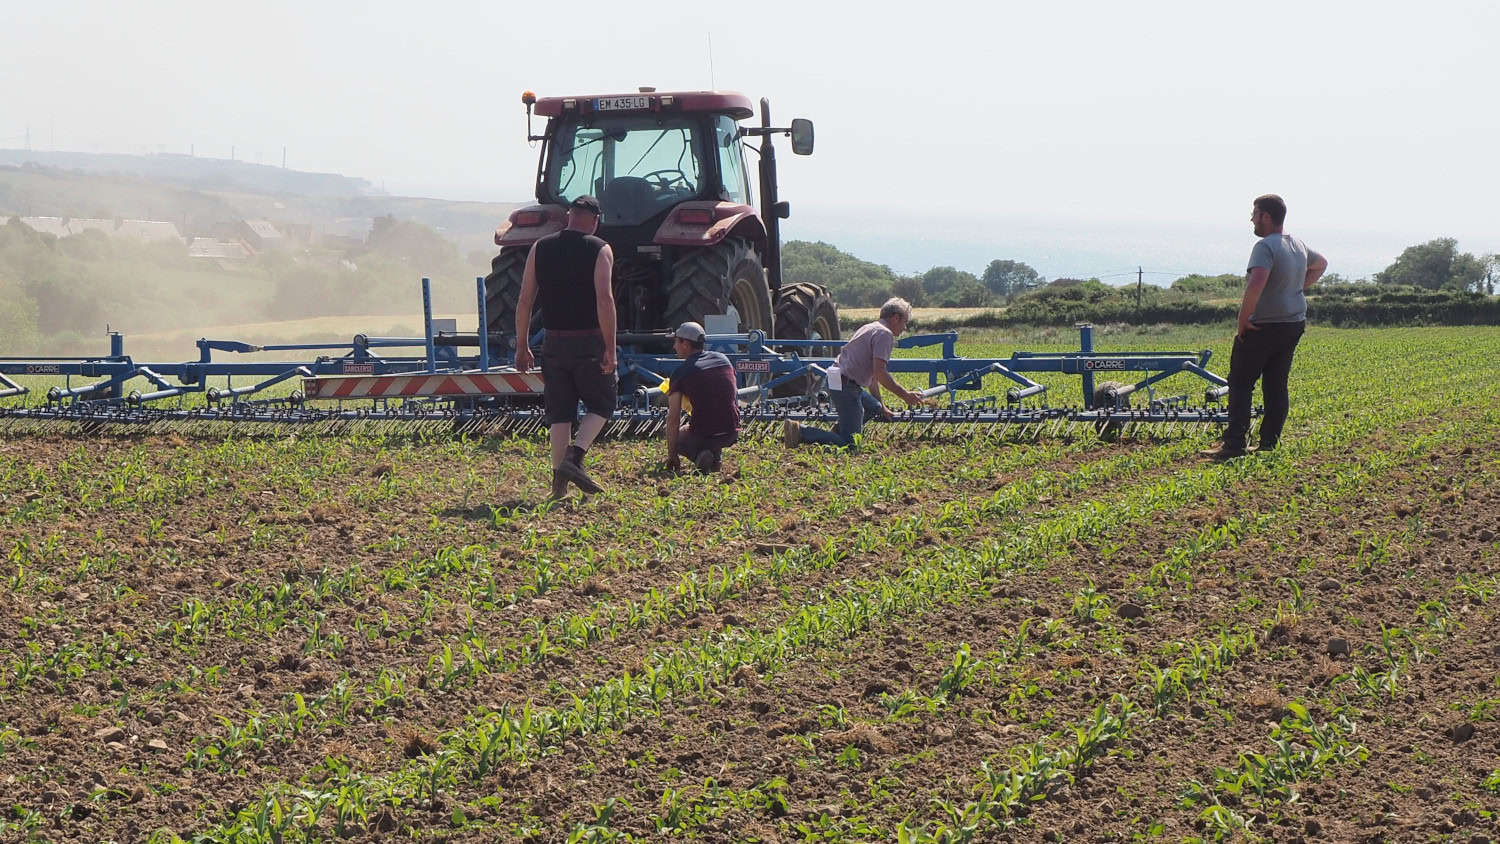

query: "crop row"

left=170, top=382, right=1500, bottom=841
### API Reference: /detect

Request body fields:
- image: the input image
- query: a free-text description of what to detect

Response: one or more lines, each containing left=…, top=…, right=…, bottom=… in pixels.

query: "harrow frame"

left=1, top=277, right=1252, bottom=437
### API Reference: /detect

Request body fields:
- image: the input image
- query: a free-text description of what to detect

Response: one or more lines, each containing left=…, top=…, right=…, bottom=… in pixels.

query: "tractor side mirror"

left=789, top=119, right=814, bottom=155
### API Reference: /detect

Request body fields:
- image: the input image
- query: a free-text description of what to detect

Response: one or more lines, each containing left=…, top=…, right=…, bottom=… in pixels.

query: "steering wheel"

left=642, top=169, right=691, bottom=192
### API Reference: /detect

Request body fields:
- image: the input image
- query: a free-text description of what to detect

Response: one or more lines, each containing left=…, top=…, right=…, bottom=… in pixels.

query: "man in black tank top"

left=514, top=195, right=618, bottom=499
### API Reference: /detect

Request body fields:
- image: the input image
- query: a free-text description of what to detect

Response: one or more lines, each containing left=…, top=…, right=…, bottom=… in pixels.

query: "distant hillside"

left=0, top=150, right=521, bottom=254
left=0, top=149, right=373, bottom=196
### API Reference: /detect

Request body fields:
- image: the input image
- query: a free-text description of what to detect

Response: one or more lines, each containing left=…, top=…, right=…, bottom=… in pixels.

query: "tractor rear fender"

left=653, top=201, right=765, bottom=253
left=495, top=203, right=568, bottom=247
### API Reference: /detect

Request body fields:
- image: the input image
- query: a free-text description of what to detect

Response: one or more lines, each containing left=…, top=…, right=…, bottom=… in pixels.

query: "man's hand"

left=600, top=348, right=617, bottom=375
left=1236, top=317, right=1261, bottom=341
left=515, top=346, right=534, bottom=373
left=903, top=389, right=936, bottom=408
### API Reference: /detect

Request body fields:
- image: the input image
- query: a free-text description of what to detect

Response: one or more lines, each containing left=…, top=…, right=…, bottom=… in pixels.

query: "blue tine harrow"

left=0, top=278, right=1252, bottom=439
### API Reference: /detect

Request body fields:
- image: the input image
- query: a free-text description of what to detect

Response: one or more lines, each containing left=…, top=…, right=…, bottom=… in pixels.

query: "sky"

left=3, top=0, right=1497, bottom=277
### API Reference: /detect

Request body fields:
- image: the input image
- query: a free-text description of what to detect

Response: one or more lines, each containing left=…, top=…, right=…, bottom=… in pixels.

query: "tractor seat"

left=600, top=177, right=653, bottom=226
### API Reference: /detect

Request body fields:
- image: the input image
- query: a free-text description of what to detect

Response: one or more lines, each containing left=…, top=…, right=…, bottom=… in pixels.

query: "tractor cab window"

left=549, top=116, right=703, bottom=227
left=715, top=115, right=750, bottom=204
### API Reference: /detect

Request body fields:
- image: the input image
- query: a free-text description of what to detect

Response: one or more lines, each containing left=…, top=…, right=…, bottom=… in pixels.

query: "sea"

left=786, top=208, right=1497, bottom=286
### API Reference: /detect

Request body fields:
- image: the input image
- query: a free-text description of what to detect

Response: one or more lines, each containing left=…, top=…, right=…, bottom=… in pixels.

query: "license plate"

left=595, top=96, right=649, bottom=111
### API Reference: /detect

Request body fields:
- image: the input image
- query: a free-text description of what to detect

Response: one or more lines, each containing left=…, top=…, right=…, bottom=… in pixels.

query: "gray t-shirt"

left=1247, top=234, right=1321, bottom=324
left=836, top=319, right=896, bottom=388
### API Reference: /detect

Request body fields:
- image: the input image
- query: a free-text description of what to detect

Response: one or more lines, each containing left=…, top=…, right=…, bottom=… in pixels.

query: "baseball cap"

left=674, top=321, right=706, bottom=342
left=569, top=195, right=601, bottom=215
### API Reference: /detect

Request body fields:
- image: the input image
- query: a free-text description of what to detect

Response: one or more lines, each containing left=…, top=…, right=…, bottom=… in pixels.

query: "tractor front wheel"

left=483, top=247, right=539, bottom=342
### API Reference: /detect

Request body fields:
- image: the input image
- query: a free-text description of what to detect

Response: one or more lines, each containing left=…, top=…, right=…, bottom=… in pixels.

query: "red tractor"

left=485, top=88, right=839, bottom=387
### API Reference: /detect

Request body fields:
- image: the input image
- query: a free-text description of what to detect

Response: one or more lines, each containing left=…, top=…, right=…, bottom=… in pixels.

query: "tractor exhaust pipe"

left=758, top=97, right=786, bottom=292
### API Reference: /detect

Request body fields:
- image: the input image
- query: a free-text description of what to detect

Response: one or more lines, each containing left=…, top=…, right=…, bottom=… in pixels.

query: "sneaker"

left=694, top=449, right=718, bottom=474
left=549, top=469, right=569, bottom=501
left=783, top=420, right=802, bottom=448
left=556, top=458, right=604, bottom=495
left=1200, top=444, right=1248, bottom=462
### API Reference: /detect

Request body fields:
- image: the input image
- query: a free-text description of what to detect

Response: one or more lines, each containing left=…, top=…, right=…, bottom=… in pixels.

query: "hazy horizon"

left=1, top=142, right=1490, bottom=284
left=5, top=0, right=1498, bottom=291
left=6, top=2, right=1498, bottom=236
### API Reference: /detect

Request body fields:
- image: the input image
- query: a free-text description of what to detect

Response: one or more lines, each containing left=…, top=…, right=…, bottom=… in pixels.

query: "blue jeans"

left=799, top=385, right=884, bottom=447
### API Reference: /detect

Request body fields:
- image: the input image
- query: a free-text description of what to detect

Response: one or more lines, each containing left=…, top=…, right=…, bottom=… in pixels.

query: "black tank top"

left=533, top=229, right=606, bottom=331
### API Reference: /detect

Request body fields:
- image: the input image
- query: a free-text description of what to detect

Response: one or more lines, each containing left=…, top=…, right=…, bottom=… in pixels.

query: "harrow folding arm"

left=0, top=373, right=27, bottom=399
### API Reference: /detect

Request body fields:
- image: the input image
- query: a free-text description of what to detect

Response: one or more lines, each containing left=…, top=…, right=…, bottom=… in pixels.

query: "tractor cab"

left=546, top=107, right=747, bottom=229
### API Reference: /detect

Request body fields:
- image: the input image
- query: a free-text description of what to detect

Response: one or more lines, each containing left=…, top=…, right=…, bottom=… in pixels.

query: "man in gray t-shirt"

left=785, top=297, right=932, bottom=448
left=1205, top=194, right=1328, bottom=461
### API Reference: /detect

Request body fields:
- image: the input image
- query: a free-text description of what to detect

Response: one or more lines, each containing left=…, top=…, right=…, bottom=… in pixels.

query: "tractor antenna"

left=707, top=32, right=716, bottom=90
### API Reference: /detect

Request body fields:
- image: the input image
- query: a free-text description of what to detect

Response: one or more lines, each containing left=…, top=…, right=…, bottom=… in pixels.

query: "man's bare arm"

left=1304, top=252, right=1328, bottom=290
left=665, top=392, right=682, bottom=465
left=514, top=249, right=540, bottom=370
left=872, top=358, right=922, bottom=406
left=1237, top=267, right=1270, bottom=338
left=594, top=245, right=617, bottom=372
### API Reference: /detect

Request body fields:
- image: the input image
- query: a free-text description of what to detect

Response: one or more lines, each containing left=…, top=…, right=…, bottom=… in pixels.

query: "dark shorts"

left=680, top=428, right=738, bottom=456
left=540, top=335, right=616, bottom=424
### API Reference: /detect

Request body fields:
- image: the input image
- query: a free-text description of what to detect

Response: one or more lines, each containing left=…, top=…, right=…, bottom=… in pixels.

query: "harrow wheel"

left=1092, top=380, right=1128, bottom=441
left=483, top=246, right=539, bottom=340
left=771, top=282, right=840, bottom=397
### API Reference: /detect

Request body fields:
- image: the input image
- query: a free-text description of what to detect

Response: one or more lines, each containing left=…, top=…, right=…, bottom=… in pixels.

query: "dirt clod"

left=823, top=723, right=895, bottom=754
left=92, top=726, right=125, bottom=744
left=1449, top=723, right=1476, bottom=743
left=1326, top=638, right=1350, bottom=656
left=1116, top=602, right=1145, bottom=620
left=1317, top=578, right=1342, bottom=592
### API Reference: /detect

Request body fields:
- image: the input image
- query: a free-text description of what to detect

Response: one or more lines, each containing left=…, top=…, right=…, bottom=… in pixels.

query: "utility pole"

left=1136, top=266, right=1144, bottom=312
left=24, top=126, right=30, bottom=150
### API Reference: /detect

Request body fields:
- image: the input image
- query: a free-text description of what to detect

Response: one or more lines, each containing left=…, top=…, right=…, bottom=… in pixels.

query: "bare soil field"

left=1, top=326, right=1498, bottom=843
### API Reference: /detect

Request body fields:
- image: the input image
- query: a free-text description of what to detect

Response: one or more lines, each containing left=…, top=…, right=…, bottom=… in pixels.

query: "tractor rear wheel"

left=664, top=237, right=772, bottom=337
left=483, top=247, right=539, bottom=341
left=771, top=283, right=841, bottom=397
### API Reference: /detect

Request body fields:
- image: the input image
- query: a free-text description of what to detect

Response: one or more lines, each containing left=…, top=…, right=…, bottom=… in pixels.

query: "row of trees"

left=781, top=240, right=1044, bottom=308
left=1373, top=238, right=1496, bottom=293
left=786, top=236, right=1499, bottom=312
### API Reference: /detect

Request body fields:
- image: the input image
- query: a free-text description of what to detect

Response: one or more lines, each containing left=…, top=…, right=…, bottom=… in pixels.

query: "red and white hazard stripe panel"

left=303, top=370, right=545, bottom=400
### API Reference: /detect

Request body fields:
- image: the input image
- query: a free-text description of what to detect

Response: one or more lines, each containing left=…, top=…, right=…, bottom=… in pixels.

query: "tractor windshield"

left=548, top=116, right=704, bottom=227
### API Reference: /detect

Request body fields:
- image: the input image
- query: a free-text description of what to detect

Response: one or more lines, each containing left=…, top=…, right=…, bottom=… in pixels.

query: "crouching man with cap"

left=514, top=195, right=617, bottom=499
left=664, top=322, right=740, bottom=474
